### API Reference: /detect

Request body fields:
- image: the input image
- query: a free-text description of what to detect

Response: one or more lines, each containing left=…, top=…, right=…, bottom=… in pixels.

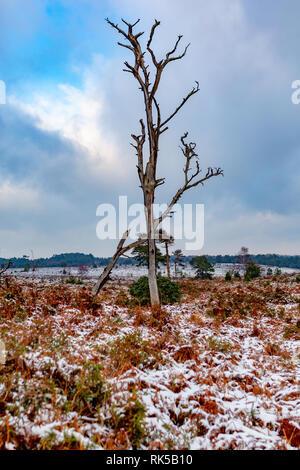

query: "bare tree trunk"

left=92, top=233, right=143, bottom=297
left=165, top=242, right=170, bottom=278
left=148, top=237, right=159, bottom=306
left=146, top=194, right=160, bottom=306
left=92, top=254, right=119, bottom=297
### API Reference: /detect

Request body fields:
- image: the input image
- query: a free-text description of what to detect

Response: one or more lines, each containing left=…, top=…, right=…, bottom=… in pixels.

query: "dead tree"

left=92, top=18, right=223, bottom=304
left=238, top=246, right=250, bottom=274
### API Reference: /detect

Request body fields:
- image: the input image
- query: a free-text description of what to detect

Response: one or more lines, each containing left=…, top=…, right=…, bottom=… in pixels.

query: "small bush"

left=208, top=336, right=231, bottom=354
left=295, top=275, right=300, bottom=283
left=190, top=256, right=214, bottom=279
left=112, top=393, right=146, bottom=448
left=283, top=324, right=300, bottom=340
left=63, top=363, right=108, bottom=415
left=244, top=261, right=260, bottom=281
left=225, top=271, right=232, bottom=281
left=109, top=332, right=161, bottom=370
left=129, top=275, right=182, bottom=306
left=65, top=276, right=83, bottom=285
left=234, top=271, right=241, bottom=279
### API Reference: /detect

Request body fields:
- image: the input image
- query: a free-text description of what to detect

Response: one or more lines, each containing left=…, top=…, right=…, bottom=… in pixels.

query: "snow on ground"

left=0, top=274, right=299, bottom=450
left=7, top=263, right=300, bottom=281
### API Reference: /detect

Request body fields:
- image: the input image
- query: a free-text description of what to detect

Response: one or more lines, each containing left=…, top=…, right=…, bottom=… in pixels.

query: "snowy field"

left=0, top=274, right=299, bottom=450
left=7, top=263, right=300, bottom=281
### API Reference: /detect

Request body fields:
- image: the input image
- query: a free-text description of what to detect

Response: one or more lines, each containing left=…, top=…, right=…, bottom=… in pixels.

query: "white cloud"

left=1, top=0, right=299, bottom=256
left=9, top=55, right=124, bottom=180
left=0, top=180, right=39, bottom=210
left=204, top=199, right=300, bottom=255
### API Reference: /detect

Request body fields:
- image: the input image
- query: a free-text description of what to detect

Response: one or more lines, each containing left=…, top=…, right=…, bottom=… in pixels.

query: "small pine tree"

left=131, top=243, right=166, bottom=268
left=244, top=261, right=260, bottom=280
left=173, top=249, right=185, bottom=277
left=190, top=256, right=214, bottom=279
left=130, top=275, right=182, bottom=305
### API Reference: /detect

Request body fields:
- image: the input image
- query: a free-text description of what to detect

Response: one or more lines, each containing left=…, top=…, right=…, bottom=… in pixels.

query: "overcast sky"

left=0, top=0, right=299, bottom=258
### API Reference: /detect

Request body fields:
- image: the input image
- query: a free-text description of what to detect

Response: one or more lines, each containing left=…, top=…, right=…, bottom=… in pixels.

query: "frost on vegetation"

left=0, top=273, right=299, bottom=449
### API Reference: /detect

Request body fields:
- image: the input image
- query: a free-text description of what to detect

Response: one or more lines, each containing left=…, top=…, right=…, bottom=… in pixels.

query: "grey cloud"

left=1, top=0, right=300, bottom=256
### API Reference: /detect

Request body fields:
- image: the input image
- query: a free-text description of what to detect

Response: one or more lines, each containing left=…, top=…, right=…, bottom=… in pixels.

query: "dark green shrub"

left=190, top=256, right=214, bottom=279
left=131, top=244, right=166, bottom=267
left=244, top=261, right=260, bottom=281
left=65, top=275, right=83, bottom=285
left=234, top=271, right=241, bottom=279
left=129, top=275, right=182, bottom=306
left=225, top=271, right=232, bottom=281
left=295, top=275, right=300, bottom=283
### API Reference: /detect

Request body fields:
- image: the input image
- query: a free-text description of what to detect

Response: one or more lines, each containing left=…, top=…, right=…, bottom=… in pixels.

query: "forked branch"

left=160, top=81, right=200, bottom=129
left=154, top=133, right=223, bottom=228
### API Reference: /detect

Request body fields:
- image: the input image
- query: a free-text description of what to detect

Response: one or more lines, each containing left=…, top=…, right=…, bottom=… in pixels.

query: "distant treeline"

left=0, top=253, right=133, bottom=269
left=205, top=254, right=300, bottom=269
left=1, top=252, right=300, bottom=270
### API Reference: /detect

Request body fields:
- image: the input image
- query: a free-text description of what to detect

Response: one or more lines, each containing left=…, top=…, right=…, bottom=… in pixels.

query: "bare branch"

left=121, top=18, right=140, bottom=29
left=153, top=96, right=161, bottom=130
left=165, top=35, right=183, bottom=60
left=106, top=18, right=129, bottom=39
left=154, top=134, right=223, bottom=229
left=160, top=81, right=199, bottom=128
left=118, top=42, right=134, bottom=52
left=155, top=177, right=165, bottom=188
left=123, top=60, right=137, bottom=75
left=164, top=42, right=190, bottom=64
left=131, top=119, right=146, bottom=185
left=160, top=126, right=168, bottom=134
left=147, top=19, right=160, bottom=49
left=147, top=19, right=161, bottom=68
left=92, top=230, right=145, bottom=297
left=107, top=18, right=148, bottom=84
left=185, top=166, right=223, bottom=191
